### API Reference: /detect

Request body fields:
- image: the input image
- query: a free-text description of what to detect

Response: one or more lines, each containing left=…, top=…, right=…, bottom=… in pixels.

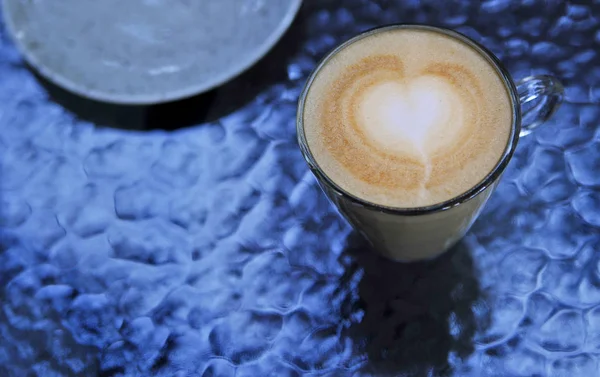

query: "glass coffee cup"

left=297, top=24, right=564, bottom=261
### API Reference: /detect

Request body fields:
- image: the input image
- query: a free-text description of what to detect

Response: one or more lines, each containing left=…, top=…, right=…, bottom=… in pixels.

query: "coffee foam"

left=303, top=28, right=512, bottom=208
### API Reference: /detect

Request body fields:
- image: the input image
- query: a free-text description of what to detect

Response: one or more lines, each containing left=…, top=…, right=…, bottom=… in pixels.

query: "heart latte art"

left=357, top=74, right=461, bottom=156
left=339, top=57, right=477, bottom=186
left=303, top=28, right=513, bottom=208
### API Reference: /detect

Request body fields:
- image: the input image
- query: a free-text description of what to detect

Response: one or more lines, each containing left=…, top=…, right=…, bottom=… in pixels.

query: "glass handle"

left=516, top=75, right=564, bottom=137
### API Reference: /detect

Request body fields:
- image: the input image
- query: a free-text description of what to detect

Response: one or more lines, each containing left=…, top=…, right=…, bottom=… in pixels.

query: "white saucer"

left=2, top=0, right=301, bottom=104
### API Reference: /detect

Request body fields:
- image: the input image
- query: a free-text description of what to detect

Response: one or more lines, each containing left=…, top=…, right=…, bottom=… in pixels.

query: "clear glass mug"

left=296, top=24, right=564, bottom=262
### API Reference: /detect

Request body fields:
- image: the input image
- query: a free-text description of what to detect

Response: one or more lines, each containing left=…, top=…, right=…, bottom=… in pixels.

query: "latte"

left=302, top=28, right=512, bottom=208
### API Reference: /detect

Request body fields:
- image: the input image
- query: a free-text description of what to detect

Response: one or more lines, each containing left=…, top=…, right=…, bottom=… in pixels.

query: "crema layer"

left=303, top=28, right=512, bottom=208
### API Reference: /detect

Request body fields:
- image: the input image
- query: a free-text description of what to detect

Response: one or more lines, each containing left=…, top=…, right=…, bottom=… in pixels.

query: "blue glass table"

left=1, top=1, right=599, bottom=376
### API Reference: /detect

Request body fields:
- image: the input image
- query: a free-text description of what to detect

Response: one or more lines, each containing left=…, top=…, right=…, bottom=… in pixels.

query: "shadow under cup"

left=296, top=24, right=564, bottom=262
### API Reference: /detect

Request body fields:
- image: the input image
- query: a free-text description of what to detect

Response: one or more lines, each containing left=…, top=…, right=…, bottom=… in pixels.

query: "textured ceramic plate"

left=1, top=0, right=301, bottom=104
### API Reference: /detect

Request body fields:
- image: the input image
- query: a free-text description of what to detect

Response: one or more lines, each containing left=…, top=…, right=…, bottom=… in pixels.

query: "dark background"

left=1, top=0, right=599, bottom=376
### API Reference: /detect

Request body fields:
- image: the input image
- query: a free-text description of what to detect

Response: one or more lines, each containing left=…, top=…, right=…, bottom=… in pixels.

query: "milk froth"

left=303, top=28, right=512, bottom=208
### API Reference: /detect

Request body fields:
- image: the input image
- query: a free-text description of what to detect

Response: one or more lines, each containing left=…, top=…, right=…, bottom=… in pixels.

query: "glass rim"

left=296, top=23, right=522, bottom=216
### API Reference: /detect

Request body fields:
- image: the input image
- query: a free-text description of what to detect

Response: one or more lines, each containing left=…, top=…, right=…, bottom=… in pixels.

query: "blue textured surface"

left=0, top=1, right=599, bottom=376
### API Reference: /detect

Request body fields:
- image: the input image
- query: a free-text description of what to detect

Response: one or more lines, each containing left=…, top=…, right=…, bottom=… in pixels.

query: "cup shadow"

left=338, top=233, right=488, bottom=377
